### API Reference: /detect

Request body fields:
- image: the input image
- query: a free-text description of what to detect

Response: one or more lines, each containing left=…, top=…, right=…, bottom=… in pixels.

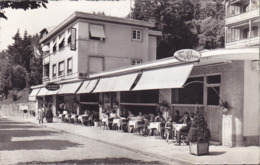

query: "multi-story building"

left=39, top=12, right=161, bottom=84
left=225, top=0, right=259, bottom=48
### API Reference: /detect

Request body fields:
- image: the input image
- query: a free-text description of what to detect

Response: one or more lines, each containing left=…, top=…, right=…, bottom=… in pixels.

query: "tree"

left=0, top=0, right=48, bottom=19
left=7, top=30, right=33, bottom=72
left=131, top=0, right=198, bottom=59
left=187, top=0, right=225, bottom=50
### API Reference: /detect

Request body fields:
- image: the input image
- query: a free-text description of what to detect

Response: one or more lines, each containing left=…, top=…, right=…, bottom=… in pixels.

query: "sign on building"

left=70, top=28, right=76, bottom=51
left=174, top=49, right=201, bottom=62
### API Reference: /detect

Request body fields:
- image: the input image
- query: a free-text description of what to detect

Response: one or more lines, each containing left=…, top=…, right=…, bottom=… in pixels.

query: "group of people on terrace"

left=43, top=102, right=195, bottom=145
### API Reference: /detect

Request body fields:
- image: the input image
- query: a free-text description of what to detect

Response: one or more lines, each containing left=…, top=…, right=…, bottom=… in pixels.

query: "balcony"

left=226, top=9, right=259, bottom=25
left=225, top=36, right=259, bottom=48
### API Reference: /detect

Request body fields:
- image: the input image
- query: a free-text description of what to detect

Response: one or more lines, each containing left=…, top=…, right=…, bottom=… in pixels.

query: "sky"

left=0, top=0, right=132, bottom=51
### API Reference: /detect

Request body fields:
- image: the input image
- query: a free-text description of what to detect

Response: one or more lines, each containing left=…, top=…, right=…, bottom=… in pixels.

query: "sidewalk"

left=6, top=115, right=260, bottom=164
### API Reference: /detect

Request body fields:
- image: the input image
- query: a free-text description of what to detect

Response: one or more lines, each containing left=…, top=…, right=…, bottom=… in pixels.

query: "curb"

left=10, top=117, right=194, bottom=165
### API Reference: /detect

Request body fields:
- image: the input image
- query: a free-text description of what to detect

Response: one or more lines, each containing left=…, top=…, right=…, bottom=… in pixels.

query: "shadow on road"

left=0, top=124, right=38, bottom=129
left=0, top=118, right=82, bottom=151
left=18, top=157, right=166, bottom=164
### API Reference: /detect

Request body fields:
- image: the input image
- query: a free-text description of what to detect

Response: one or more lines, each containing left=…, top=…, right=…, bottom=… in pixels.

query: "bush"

left=188, top=109, right=210, bottom=143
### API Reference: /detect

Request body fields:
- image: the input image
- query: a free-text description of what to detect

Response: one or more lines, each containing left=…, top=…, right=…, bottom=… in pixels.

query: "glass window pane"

left=207, top=87, right=220, bottom=105
left=121, top=90, right=159, bottom=103
left=172, top=77, right=204, bottom=104
left=207, top=75, right=221, bottom=84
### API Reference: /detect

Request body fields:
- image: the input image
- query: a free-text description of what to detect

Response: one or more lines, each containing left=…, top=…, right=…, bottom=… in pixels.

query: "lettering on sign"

left=45, top=83, right=60, bottom=91
left=174, top=49, right=201, bottom=62
left=70, top=28, right=76, bottom=51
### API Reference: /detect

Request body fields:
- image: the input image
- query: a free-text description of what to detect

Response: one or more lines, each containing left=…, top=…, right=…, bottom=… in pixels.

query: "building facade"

left=225, top=0, right=259, bottom=48
left=40, top=12, right=161, bottom=84
left=30, top=7, right=259, bottom=147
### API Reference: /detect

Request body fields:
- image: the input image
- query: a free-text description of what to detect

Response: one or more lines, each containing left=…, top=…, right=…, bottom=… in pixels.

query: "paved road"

left=0, top=118, right=174, bottom=165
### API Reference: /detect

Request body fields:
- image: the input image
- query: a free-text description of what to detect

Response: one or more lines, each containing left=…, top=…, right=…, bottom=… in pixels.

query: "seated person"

left=136, top=112, right=144, bottom=121
left=179, top=112, right=190, bottom=125
left=110, top=110, right=117, bottom=119
left=127, top=111, right=135, bottom=120
left=149, top=113, right=155, bottom=123
left=173, top=110, right=181, bottom=123
left=154, top=112, right=166, bottom=123
left=176, top=112, right=191, bottom=144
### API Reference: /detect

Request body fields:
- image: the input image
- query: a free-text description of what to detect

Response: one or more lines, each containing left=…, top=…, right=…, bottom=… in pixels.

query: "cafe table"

left=172, top=123, right=186, bottom=131
left=149, top=122, right=165, bottom=132
left=128, top=120, right=144, bottom=133
left=78, top=115, right=88, bottom=123
left=112, top=118, right=126, bottom=129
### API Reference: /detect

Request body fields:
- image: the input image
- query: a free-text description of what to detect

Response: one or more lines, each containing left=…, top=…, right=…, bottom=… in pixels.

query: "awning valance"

left=58, top=82, right=82, bottom=94
left=93, top=73, right=138, bottom=93
left=37, top=87, right=49, bottom=96
left=90, top=24, right=106, bottom=39
left=133, top=63, right=194, bottom=91
left=29, top=88, right=41, bottom=101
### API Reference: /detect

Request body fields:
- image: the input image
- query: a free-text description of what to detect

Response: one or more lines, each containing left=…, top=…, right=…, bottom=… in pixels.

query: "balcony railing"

left=225, top=36, right=259, bottom=48
left=226, top=9, right=259, bottom=25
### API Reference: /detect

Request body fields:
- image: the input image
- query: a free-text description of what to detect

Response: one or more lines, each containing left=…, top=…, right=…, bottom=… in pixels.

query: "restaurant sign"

left=70, top=28, right=76, bottom=51
left=174, top=49, right=201, bottom=62
left=45, top=83, right=60, bottom=91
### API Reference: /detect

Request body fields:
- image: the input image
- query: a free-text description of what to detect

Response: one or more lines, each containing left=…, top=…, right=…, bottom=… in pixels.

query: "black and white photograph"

left=0, top=0, right=259, bottom=164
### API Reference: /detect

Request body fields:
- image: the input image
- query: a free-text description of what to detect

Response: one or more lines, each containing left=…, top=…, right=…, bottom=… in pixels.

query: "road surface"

left=0, top=117, right=174, bottom=165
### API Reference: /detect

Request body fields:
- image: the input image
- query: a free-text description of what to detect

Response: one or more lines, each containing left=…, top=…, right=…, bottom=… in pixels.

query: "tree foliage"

left=0, top=0, right=48, bottom=19
left=0, top=31, right=42, bottom=99
left=130, top=0, right=225, bottom=59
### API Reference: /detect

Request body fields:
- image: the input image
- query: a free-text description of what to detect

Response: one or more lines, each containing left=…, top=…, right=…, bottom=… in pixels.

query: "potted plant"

left=220, top=101, right=230, bottom=115
left=188, top=109, right=210, bottom=156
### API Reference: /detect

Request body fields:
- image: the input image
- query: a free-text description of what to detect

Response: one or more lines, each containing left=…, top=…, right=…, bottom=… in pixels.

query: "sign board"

left=70, top=28, right=76, bottom=51
left=174, top=49, right=201, bottom=62
left=45, top=83, right=60, bottom=91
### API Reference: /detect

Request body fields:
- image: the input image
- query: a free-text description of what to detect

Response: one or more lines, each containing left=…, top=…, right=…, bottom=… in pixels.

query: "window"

left=121, top=90, right=159, bottom=104
left=207, top=75, right=221, bottom=106
left=52, top=39, right=57, bottom=53
left=207, top=75, right=221, bottom=84
left=132, top=59, right=142, bottom=65
left=88, top=56, right=104, bottom=73
left=67, top=58, right=72, bottom=74
left=172, top=77, right=204, bottom=104
left=243, top=28, right=249, bottom=39
left=58, top=34, right=65, bottom=49
left=251, top=26, right=259, bottom=37
left=89, top=24, right=105, bottom=41
left=52, top=64, right=57, bottom=78
left=227, top=28, right=241, bottom=42
left=80, top=93, right=99, bottom=102
left=44, top=64, right=50, bottom=79
left=207, top=87, right=220, bottom=106
left=58, top=61, right=65, bottom=77
left=132, top=29, right=142, bottom=41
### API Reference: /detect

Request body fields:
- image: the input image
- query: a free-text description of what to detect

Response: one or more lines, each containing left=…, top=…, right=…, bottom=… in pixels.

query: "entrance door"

left=205, top=84, right=222, bottom=143
left=206, top=105, right=222, bottom=142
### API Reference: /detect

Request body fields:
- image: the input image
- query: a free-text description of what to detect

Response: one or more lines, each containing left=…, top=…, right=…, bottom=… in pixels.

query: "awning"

left=46, top=85, right=62, bottom=95
left=93, top=73, right=138, bottom=93
left=93, top=77, right=118, bottom=93
left=90, top=24, right=106, bottom=38
left=37, top=87, right=49, bottom=96
left=58, top=82, right=82, bottom=94
left=77, top=79, right=99, bottom=94
left=113, top=73, right=138, bottom=91
left=133, top=63, right=194, bottom=91
left=29, top=88, right=41, bottom=101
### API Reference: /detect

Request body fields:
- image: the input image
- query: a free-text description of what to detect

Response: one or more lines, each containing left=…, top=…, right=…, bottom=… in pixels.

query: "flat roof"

left=40, top=11, right=156, bottom=43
